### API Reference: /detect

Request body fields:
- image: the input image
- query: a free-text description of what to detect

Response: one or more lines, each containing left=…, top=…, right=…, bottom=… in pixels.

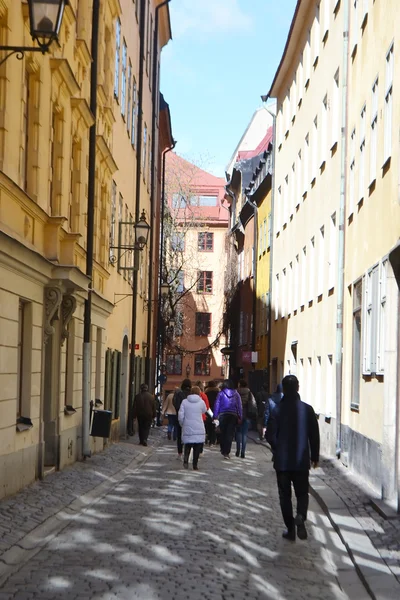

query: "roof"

left=225, top=108, right=273, bottom=176
left=236, top=127, right=273, bottom=161
left=267, top=0, right=311, bottom=98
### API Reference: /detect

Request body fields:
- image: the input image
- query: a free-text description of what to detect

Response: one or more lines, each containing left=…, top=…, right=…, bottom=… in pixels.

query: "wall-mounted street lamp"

left=110, top=209, right=151, bottom=268
left=186, top=363, right=191, bottom=377
left=0, top=0, right=69, bottom=67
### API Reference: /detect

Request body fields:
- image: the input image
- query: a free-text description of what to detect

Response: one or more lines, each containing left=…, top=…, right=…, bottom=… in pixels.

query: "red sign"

left=135, top=343, right=140, bottom=350
left=242, top=351, right=252, bottom=363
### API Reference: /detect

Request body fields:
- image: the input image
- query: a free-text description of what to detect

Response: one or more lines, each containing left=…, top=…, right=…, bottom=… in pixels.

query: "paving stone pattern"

left=314, top=456, right=400, bottom=582
left=0, top=431, right=369, bottom=600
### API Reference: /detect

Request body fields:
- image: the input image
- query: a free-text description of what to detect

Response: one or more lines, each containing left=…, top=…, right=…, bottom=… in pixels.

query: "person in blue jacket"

left=267, top=375, right=319, bottom=542
left=213, top=380, right=242, bottom=459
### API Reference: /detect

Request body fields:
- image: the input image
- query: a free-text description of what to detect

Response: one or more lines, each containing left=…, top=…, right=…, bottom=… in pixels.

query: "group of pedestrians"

left=132, top=374, right=320, bottom=543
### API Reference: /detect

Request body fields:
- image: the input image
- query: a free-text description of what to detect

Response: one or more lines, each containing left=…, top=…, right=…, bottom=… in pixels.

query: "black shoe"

left=282, top=529, right=296, bottom=541
left=235, top=450, right=240, bottom=457
left=167, top=432, right=171, bottom=440
left=193, top=465, right=199, bottom=471
left=240, top=453, right=245, bottom=458
left=183, top=461, right=188, bottom=469
left=142, top=441, right=148, bottom=447
left=295, top=515, right=308, bottom=540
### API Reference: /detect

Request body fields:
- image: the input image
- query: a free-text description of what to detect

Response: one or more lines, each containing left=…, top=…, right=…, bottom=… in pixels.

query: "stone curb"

left=0, top=441, right=158, bottom=587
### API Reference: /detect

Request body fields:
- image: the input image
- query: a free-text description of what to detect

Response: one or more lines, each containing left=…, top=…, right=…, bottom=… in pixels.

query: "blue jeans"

left=167, top=414, right=178, bottom=440
left=236, top=419, right=250, bottom=455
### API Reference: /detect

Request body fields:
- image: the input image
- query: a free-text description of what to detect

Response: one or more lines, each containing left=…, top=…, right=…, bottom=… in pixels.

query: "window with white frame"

left=305, top=30, right=311, bottom=85
left=258, top=224, right=263, bottom=256
left=142, top=124, right=147, bottom=180
left=288, top=262, right=293, bottom=315
left=291, top=75, right=297, bottom=121
left=313, top=3, right=320, bottom=65
left=370, top=77, right=378, bottom=183
left=121, top=41, right=127, bottom=117
left=359, top=104, right=366, bottom=199
left=282, top=268, right=286, bottom=317
left=384, top=43, right=394, bottom=163
left=316, top=356, right=322, bottom=412
left=277, top=185, right=282, bottom=233
left=114, top=19, right=121, bottom=100
left=298, top=53, right=304, bottom=105
left=285, top=91, right=290, bottom=134
left=351, top=279, right=362, bottom=408
left=349, top=128, right=356, bottom=216
left=304, top=134, right=309, bottom=194
left=301, top=246, right=307, bottom=307
left=131, top=78, right=137, bottom=147
left=323, top=0, right=330, bottom=39
left=127, top=62, right=132, bottom=133
left=351, top=0, right=359, bottom=54
left=312, top=116, right=318, bottom=181
left=363, top=261, right=387, bottom=374
left=318, top=226, right=325, bottom=296
left=109, top=181, right=117, bottom=260
left=263, top=218, right=267, bottom=252
left=331, top=68, right=340, bottom=148
left=361, top=0, right=369, bottom=26
left=275, top=273, right=279, bottom=320
left=297, top=150, right=302, bottom=206
left=326, top=354, right=334, bottom=417
left=283, top=175, right=289, bottom=226
left=294, top=254, right=299, bottom=311
left=290, top=164, right=295, bottom=216
left=328, top=212, right=336, bottom=290
left=321, top=95, right=328, bottom=165
left=267, top=213, right=272, bottom=249
left=309, top=237, right=315, bottom=302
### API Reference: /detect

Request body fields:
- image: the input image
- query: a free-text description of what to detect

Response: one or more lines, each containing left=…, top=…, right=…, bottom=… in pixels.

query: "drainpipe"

left=246, top=198, right=258, bottom=371
left=261, top=100, right=276, bottom=393
left=156, top=141, right=176, bottom=393
left=146, top=0, right=171, bottom=387
left=82, top=0, right=100, bottom=458
left=128, top=0, right=147, bottom=421
left=335, top=0, right=350, bottom=458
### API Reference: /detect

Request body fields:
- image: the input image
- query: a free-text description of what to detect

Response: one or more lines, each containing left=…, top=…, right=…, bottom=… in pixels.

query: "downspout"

left=156, top=141, right=176, bottom=393
left=261, top=101, right=276, bottom=394
left=82, top=0, right=100, bottom=458
left=128, top=0, right=146, bottom=422
left=146, top=0, right=171, bottom=386
left=335, top=0, right=350, bottom=458
left=246, top=198, right=258, bottom=369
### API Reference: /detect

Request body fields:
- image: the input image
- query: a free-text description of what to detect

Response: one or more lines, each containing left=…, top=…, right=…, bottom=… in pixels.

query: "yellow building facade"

left=268, top=0, right=400, bottom=506
left=0, top=0, right=171, bottom=499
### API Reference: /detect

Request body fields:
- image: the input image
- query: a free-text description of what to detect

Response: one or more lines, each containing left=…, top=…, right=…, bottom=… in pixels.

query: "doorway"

left=119, top=335, right=129, bottom=438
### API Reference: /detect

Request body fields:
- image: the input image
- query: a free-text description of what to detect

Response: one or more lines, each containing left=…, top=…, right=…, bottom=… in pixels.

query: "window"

left=303, top=134, right=309, bottom=194
left=146, top=0, right=151, bottom=74
left=142, top=124, right=147, bottom=180
left=274, top=274, right=279, bottom=320
left=267, top=213, right=272, bottom=248
left=94, top=327, right=102, bottom=405
left=114, top=19, right=121, bottom=99
left=363, top=262, right=386, bottom=374
left=349, top=128, right=356, bottom=216
left=328, top=212, right=336, bottom=290
left=175, top=311, right=184, bottom=336
left=352, top=279, right=362, bottom=408
left=283, top=174, right=288, bottom=225
left=309, top=237, right=315, bottom=301
left=359, top=104, right=366, bottom=199
left=323, top=0, right=330, bottom=38
left=318, top=226, right=325, bottom=296
left=17, top=300, right=32, bottom=419
left=127, top=62, right=132, bottom=133
left=189, top=195, right=218, bottom=207
left=258, top=224, right=263, bottom=256
left=166, top=354, right=182, bottom=375
left=305, top=30, right=311, bottom=85
left=351, top=0, right=359, bottom=53
left=321, top=95, right=328, bottom=165
left=170, top=232, right=184, bottom=251
left=109, top=181, right=117, bottom=260
left=296, top=150, right=302, bottom=206
left=326, top=354, right=334, bottom=417
left=197, top=271, right=213, bottom=293
left=298, top=53, right=304, bottom=105
left=313, top=3, right=320, bottom=65
left=281, top=268, right=286, bottom=317
left=377, top=260, right=387, bottom=374
left=312, top=116, right=318, bottom=181
left=370, top=78, right=378, bottom=183
left=384, top=44, right=394, bottom=163
left=195, top=313, right=211, bottom=336
left=198, top=232, right=214, bottom=251
left=194, top=354, right=211, bottom=376
left=169, top=269, right=184, bottom=293
left=121, top=41, right=127, bottom=116
left=331, top=68, right=340, bottom=148
left=301, top=246, right=307, bottom=307
left=131, top=78, right=137, bottom=146
left=294, top=254, right=299, bottom=310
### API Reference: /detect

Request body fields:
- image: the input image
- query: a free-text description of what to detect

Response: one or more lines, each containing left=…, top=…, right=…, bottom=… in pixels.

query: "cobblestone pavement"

left=314, top=456, right=400, bottom=581
left=0, top=431, right=370, bottom=600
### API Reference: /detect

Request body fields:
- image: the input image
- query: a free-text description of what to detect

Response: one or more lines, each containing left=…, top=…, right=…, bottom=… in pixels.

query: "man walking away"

left=132, top=384, right=156, bottom=446
left=205, top=381, right=220, bottom=445
left=255, top=383, right=269, bottom=441
left=264, top=383, right=283, bottom=440
left=267, top=375, right=319, bottom=542
left=173, top=378, right=192, bottom=459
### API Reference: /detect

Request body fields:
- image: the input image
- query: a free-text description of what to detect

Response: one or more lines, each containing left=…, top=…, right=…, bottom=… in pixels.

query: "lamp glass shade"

left=135, top=210, right=150, bottom=249
left=29, top=0, right=66, bottom=40
left=160, top=282, right=169, bottom=297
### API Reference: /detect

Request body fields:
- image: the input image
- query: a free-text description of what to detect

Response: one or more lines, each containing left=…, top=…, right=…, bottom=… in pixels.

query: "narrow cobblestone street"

left=0, top=431, right=374, bottom=600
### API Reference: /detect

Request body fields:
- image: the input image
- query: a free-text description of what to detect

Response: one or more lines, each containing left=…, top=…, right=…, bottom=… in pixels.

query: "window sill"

left=382, top=156, right=391, bottom=176
left=16, top=417, right=33, bottom=432
left=64, top=405, right=77, bottom=416
left=350, top=403, right=360, bottom=413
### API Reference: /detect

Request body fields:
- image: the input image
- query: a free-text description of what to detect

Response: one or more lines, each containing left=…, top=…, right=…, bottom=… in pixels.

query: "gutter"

left=335, top=0, right=350, bottom=458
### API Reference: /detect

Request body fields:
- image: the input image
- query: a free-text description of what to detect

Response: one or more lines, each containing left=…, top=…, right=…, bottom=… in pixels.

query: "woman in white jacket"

left=178, top=386, right=207, bottom=470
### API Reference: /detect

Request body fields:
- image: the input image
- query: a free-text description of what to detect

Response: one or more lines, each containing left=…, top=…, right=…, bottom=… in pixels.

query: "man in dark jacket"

left=267, top=375, right=319, bottom=542
left=132, top=384, right=156, bottom=446
left=173, top=378, right=191, bottom=458
left=205, top=380, right=220, bottom=445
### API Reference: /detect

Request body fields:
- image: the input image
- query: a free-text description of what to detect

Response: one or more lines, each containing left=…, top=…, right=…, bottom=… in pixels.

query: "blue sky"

left=161, top=0, right=298, bottom=177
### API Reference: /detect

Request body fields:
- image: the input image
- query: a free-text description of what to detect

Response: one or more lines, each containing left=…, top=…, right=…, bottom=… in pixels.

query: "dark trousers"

left=219, top=413, right=238, bottom=456
left=205, top=416, right=216, bottom=445
left=176, top=423, right=183, bottom=454
left=184, top=443, right=202, bottom=467
left=137, top=417, right=152, bottom=444
left=276, top=471, right=309, bottom=530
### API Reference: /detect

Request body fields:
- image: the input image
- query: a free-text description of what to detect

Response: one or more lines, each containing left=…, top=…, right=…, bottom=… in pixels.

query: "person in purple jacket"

left=213, top=380, right=242, bottom=459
